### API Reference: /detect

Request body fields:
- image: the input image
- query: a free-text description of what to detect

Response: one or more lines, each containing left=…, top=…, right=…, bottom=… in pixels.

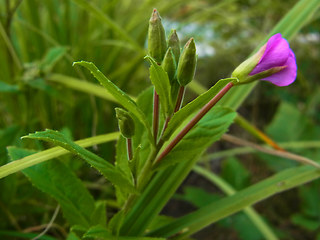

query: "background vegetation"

left=0, top=0, right=319, bottom=239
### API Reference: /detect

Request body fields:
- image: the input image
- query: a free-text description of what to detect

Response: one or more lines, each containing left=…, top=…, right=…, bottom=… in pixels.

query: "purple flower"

left=232, top=33, right=297, bottom=87
left=249, top=33, right=297, bottom=87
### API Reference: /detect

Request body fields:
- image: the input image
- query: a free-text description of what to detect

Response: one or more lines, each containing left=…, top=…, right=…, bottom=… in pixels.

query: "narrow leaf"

left=22, top=129, right=136, bottom=193
left=148, top=165, right=320, bottom=239
left=73, top=61, right=152, bottom=142
left=163, top=78, right=238, bottom=140
left=0, top=132, right=119, bottom=179
left=145, top=56, right=173, bottom=116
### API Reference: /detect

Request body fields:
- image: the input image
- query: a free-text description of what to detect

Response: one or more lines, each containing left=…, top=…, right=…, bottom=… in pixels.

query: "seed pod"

left=148, top=9, right=167, bottom=63
left=115, top=108, right=135, bottom=138
left=162, top=47, right=176, bottom=85
left=168, top=29, right=180, bottom=64
left=177, top=38, right=197, bottom=86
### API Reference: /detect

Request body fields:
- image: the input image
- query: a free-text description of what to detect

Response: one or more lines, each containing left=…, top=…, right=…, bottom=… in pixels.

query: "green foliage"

left=0, top=0, right=320, bottom=239
left=145, top=56, right=173, bottom=116
left=73, top=61, right=153, bottom=142
left=23, top=129, right=136, bottom=193
left=8, top=147, right=97, bottom=228
left=155, top=107, right=236, bottom=170
left=163, top=78, right=238, bottom=140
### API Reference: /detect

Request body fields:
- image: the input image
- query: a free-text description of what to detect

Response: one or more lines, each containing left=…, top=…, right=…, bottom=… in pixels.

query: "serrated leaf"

left=73, top=61, right=152, bottom=142
left=155, top=107, right=237, bottom=170
left=145, top=56, right=172, bottom=116
left=163, top=78, right=238, bottom=140
left=0, top=132, right=119, bottom=180
left=7, top=147, right=95, bottom=228
left=22, top=129, right=136, bottom=194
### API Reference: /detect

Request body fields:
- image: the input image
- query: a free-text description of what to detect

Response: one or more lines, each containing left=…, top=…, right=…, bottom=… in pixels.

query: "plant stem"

left=155, top=82, right=234, bottom=164
left=126, top=138, right=133, bottom=160
left=153, top=89, right=160, bottom=142
left=174, top=86, right=185, bottom=112
left=158, top=86, right=185, bottom=143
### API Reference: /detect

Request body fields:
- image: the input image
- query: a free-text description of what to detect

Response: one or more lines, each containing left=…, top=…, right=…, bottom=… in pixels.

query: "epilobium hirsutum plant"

left=2, top=5, right=320, bottom=240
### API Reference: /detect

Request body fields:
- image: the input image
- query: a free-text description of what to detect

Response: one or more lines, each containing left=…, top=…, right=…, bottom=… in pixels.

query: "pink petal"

left=260, top=49, right=297, bottom=86
left=250, top=33, right=290, bottom=75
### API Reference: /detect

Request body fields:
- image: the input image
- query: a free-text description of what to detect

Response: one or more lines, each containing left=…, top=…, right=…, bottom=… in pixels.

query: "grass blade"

left=0, top=132, right=119, bottom=179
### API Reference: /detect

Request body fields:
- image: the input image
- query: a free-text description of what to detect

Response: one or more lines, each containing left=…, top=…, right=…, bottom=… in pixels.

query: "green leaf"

left=163, top=78, right=238, bottom=140
left=148, top=165, right=320, bottom=239
left=145, top=56, right=173, bottom=116
left=84, top=225, right=166, bottom=240
left=0, top=132, right=119, bottom=180
left=120, top=107, right=236, bottom=235
left=0, top=81, right=19, bottom=93
left=22, top=129, right=136, bottom=194
left=91, top=201, right=107, bottom=227
left=73, top=61, right=152, bottom=142
left=0, top=230, right=55, bottom=240
left=155, top=107, right=237, bottom=170
left=66, top=232, right=81, bottom=240
left=221, top=157, right=251, bottom=190
left=40, top=46, right=68, bottom=73
left=7, top=147, right=95, bottom=228
left=193, top=166, right=278, bottom=240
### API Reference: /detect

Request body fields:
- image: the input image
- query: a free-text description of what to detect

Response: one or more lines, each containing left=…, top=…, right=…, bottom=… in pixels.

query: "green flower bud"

left=177, top=38, right=197, bottom=86
left=115, top=108, right=135, bottom=138
left=168, top=29, right=180, bottom=64
left=148, top=9, right=167, bottom=64
left=162, top=47, right=176, bottom=85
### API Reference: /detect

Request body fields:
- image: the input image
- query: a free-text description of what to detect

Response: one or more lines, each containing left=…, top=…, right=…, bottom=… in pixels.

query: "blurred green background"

left=0, top=0, right=319, bottom=239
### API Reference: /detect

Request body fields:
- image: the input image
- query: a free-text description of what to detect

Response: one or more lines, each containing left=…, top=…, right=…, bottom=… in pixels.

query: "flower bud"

left=232, top=33, right=297, bottom=87
left=148, top=9, right=167, bottom=64
left=162, top=47, right=176, bottom=84
left=168, top=29, right=180, bottom=64
left=177, top=38, right=197, bottom=86
left=115, top=108, right=135, bottom=138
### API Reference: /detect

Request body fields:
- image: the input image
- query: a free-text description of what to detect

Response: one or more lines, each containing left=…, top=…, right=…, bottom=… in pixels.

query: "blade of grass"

left=0, top=132, right=119, bottom=179
left=193, top=165, right=278, bottom=240
left=148, top=165, right=320, bottom=238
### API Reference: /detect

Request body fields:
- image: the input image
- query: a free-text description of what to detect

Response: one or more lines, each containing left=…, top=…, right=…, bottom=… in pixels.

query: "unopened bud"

left=115, top=108, right=135, bottom=138
left=162, top=47, right=176, bottom=84
left=148, top=9, right=167, bottom=63
left=177, top=38, right=197, bottom=86
left=168, top=29, right=180, bottom=64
